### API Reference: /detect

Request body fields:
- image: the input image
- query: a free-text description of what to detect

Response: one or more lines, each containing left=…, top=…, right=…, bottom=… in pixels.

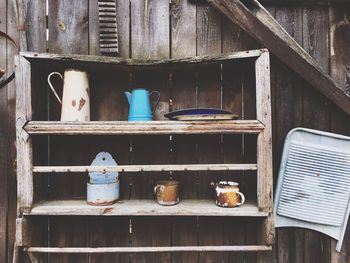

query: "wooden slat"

left=15, top=56, right=33, bottom=213
left=33, top=163, right=258, bottom=173
left=21, top=49, right=264, bottom=66
left=256, top=52, right=273, bottom=213
left=170, top=1, right=198, bottom=262
left=196, top=3, right=224, bottom=263
left=47, top=1, right=90, bottom=262
left=329, top=4, right=350, bottom=262
left=302, top=6, right=332, bottom=263
left=25, top=120, right=265, bottom=135
left=0, top=3, right=8, bottom=261
left=130, top=1, right=171, bottom=262
left=221, top=7, right=248, bottom=263
left=273, top=6, right=304, bottom=263
left=26, top=199, right=268, bottom=217
left=255, top=48, right=274, bottom=263
left=26, top=245, right=272, bottom=253
left=207, top=0, right=350, bottom=116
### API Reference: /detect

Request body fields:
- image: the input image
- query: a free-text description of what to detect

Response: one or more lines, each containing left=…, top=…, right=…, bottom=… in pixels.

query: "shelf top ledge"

left=24, top=120, right=265, bottom=135
left=19, top=49, right=267, bottom=67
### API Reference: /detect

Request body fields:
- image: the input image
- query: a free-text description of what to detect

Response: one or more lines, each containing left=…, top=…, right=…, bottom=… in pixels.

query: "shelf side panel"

left=15, top=56, right=34, bottom=213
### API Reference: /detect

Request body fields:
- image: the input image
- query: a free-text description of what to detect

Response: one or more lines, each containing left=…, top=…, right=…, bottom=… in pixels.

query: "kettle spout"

left=124, top=91, right=131, bottom=104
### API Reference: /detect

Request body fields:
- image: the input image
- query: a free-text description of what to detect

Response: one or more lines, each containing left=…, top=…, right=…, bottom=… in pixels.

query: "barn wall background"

left=1, top=0, right=350, bottom=262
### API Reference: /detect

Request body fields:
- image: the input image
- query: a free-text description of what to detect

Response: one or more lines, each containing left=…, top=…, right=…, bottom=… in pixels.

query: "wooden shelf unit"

left=15, top=49, right=274, bottom=261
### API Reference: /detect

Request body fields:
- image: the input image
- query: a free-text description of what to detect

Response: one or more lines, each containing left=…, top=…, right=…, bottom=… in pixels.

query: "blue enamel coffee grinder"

left=87, top=152, right=119, bottom=205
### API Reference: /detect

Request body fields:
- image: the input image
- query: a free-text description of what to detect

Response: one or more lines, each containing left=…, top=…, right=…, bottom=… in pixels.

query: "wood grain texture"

left=130, top=1, right=171, bottom=262
left=329, top=4, right=350, bottom=263
left=47, top=1, right=90, bottom=262
left=48, top=0, right=89, bottom=54
left=115, top=0, right=130, bottom=58
left=88, top=0, right=99, bottom=55
left=15, top=56, right=33, bottom=212
left=0, top=1, right=8, bottom=262
left=33, top=163, right=258, bottom=173
left=302, top=5, right=332, bottom=263
left=256, top=52, right=274, bottom=263
left=274, top=6, right=304, bottom=263
left=26, top=0, right=46, bottom=52
left=27, top=245, right=272, bottom=253
left=89, top=217, right=129, bottom=263
left=130, top=0, right=169, bottom=59
left=170, top=2, right=198, bottom=261
left=196, top=3, right=224, bottom=263
left=28, top=199, right=268, bottom=217
left=48, top=217, right=88, bottom=263
left=21, top=49, right=263, bottom=65
left=207, top=0, right=350, bottom=116
left=25, top=120, right=264, bottom=135
left=7, top=1, right=20, bottom=261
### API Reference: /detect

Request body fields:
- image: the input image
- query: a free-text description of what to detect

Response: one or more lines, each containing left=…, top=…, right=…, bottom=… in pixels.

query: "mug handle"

left=236, top=192, right=245, bottom=206
left=154, top=185, right=160, bottom=196
left=47, top=72, right=63, bottom=104
left=150, top=91, right=161, bottom=113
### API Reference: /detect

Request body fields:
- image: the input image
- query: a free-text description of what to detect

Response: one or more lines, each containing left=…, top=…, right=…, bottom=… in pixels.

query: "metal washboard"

left=274, top=128, right=350, bottom=252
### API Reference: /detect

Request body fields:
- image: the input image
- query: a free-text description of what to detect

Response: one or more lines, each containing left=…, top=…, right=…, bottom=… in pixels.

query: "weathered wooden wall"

left=1, top=0, right=350, bottom=262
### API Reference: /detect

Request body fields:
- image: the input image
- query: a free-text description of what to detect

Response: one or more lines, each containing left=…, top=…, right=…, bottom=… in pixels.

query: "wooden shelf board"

left=21, top=49, right=264, bottom=66
left=33, top=163, right=257, bottom=173
left=26, top=199, right=267, bottom=217
left=24, top=120, right=264, bottom=135
left=26, top=245, right=272, bottom=253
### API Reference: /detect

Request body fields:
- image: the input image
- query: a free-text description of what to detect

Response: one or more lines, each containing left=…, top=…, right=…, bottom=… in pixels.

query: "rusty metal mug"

left=210, top=181, right=245, bottom=208
left=154, top=180, right=179, bottom=206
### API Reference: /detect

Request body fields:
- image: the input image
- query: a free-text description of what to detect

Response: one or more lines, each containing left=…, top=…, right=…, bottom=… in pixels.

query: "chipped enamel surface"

left=48, top=69, right=90, bottom=121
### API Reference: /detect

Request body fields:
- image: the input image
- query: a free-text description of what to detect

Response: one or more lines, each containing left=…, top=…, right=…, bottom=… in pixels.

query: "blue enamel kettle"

left=124, top=88, right=160, bottom=121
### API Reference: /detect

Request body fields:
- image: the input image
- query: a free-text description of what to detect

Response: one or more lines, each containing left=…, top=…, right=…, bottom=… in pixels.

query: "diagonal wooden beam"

left=207, top=0, right=350, bottom=115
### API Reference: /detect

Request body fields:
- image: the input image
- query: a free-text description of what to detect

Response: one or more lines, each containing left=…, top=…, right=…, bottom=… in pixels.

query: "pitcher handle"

left=47, top=72, right=63, bottom=104
left=150, top=91, right=160, bottom=113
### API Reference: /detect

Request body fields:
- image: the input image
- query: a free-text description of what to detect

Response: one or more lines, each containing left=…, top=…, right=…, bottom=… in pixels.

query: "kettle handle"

left=47, top=72, right=63, bottom=104
left=150, top=91, right=161, bottom=113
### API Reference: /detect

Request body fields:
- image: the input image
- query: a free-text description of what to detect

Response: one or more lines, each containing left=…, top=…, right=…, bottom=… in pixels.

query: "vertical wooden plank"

left=196, top=2, right=224, bottom=263
left=329, top=4, right=350, bottom=263
left=88, top=1, right=131, bottom=260
left=222, top=8, right=255, bottom=263
left=48, top=217, right=88, bottom=263
left=7, top=0, right=20, bottom=261
left=0, top=1, right=8, bottom=262
left=48, top=0, right=89, bottom=54
left=255, top=51, right=274, bottom=263
left=302, top=5, right=331, bottom=130
left=88, top=0, right=99, bottom=55
left=115, top=0, right=131, bottom=58
left=170, top=1, right=198, bottom=262
left=131, top=0, right=169, bottom=59
left=274, top=6, right=304, bottom=263
left=15, top=56, right=33, bottom=212
left=26, top=1, right=46, bottom=52
left=25, top=3, right=49, bottom=262
left=89, top=217, right=129, bottom=263
left=48, top=1, right=89, bottom=262
left=130, top=1, right=171, bottom=262
left=302, top=5, right=331, bottom=263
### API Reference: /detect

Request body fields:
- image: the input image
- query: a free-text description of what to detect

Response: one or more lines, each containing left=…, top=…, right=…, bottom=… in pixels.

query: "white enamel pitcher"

left=47, top=69, right=90, bottom=121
